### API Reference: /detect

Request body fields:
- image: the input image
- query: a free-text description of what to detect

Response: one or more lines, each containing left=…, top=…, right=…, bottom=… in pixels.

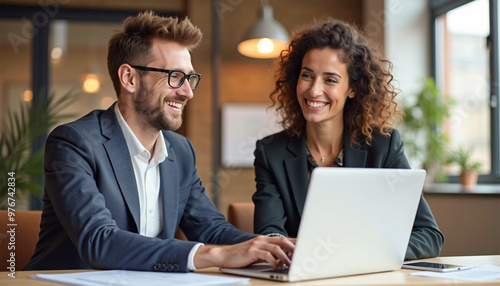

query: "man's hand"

left=193, top=236, right=295, bottom=270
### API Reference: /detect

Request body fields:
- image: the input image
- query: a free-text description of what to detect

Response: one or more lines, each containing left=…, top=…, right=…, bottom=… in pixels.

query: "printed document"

left=30, top=270, right=249, bottom=286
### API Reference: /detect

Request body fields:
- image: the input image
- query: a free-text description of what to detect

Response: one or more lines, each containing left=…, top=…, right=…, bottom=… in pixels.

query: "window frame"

left=430, top=0, right=500, bottom=184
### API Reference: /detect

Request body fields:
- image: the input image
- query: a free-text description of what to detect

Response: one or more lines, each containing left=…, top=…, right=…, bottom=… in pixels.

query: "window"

left=431, top=0, right=500, bottom=183
left=50, top=20, right=122, bottom=125
left=0, top=19, right=32, bottom=132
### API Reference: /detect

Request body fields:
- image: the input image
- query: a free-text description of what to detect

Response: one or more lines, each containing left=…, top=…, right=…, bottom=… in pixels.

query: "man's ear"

left=118, top=64, right=137, bottom=94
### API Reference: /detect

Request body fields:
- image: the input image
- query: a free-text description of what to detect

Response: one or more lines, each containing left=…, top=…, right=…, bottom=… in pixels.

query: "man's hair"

left=107, top=11, right=202, bottom=96
left=271, top=18, right=401, bottom=146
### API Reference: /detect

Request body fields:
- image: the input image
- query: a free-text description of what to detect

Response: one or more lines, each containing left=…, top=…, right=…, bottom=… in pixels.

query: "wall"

left=362, top=0, right=385, bottom=53
left=426, top=193, right=500, bottom=255
left=383, top=2, right=430, bottom=171
left=384, top=0, right=430, bottom=103
left=183, top=0, right=214, bottom=207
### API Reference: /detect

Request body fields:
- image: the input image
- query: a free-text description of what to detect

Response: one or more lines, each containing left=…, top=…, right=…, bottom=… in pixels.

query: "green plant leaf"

left=445, top=146, right=482, bottom=172
left=401, top=77, right=454, bottom=182
left=0, top=90, right=77, bottom=209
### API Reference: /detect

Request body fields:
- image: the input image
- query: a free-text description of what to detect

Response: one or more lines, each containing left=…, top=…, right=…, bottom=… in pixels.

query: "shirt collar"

left=152, top=133, right=168, bottom=164
left=114, top=104, right=168, bottom=163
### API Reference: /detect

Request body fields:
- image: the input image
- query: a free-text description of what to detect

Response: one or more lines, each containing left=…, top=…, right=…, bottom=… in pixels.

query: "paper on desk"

left=30, top=270, right=250, bottom=286
left=410, top=264, right=500, bottom=282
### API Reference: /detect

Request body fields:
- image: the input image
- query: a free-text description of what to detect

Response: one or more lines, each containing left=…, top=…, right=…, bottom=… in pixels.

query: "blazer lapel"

left=284, top=133, right=309, bottom=216
left=101, top=104, right=141, bottom=231
left=343, top=130, right=368, bottom=167
left=159, top=135, right=179, bottom=239
left=283, top=129, right=368, bottom=217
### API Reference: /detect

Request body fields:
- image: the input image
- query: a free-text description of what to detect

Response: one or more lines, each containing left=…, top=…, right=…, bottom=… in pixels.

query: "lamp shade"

left=237, top=5, right=289, bottom=59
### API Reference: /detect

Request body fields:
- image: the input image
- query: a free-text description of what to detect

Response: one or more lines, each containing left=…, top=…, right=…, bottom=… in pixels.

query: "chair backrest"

left=0, top=210, right=41, bottom=271
left=227, top=202, right=255, bottom=233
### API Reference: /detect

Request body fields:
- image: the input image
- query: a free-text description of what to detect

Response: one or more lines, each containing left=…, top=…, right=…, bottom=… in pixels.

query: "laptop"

left=220, top=167, right=426, bottom=282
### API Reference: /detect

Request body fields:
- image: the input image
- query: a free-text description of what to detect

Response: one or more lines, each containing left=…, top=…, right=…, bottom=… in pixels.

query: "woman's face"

left=296, top=48, right=353, bottom=125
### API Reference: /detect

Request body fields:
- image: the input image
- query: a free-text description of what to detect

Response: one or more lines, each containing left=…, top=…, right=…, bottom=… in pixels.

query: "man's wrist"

left=187, top=243, right=204, bottom=271
left=193, top=244, right=223, bottom=269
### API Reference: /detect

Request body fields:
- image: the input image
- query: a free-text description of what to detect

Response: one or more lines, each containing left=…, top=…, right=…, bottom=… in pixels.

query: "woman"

left=252, top=18, right=444, bottom=260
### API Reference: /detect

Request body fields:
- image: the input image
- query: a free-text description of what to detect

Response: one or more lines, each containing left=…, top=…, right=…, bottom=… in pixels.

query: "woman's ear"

left=348, top=88, right=355, bottom=98
left=118, top=64, right=137, bottom=94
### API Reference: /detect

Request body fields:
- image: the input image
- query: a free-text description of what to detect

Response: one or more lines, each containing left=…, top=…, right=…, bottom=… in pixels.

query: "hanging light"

left=237, top=3, right=289, bottom=59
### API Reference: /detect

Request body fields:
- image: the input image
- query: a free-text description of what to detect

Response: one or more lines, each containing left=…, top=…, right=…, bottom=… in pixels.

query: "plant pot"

left=459, top=170, right=478, bottom=187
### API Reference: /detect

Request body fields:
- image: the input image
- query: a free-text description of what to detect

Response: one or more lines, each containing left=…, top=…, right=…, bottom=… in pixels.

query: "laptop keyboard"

left=264, top=267, right=290, bottom=274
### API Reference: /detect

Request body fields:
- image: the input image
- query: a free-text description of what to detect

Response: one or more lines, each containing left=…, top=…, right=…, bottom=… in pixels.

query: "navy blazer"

left=25, top=103, right=255, bottom=271
left=253, top=129, right=444, bottom=260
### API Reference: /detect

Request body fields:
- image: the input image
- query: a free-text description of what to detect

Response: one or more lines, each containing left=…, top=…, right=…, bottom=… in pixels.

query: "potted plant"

left=445, top=147, right=482, bottom=188
left=401, top=78, right=454, bottom=183
left=0, top=92, right=75, bottom=209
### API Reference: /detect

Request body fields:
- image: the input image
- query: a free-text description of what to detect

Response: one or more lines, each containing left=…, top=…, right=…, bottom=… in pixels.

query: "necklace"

left=306, top=144, right=342, bottom=164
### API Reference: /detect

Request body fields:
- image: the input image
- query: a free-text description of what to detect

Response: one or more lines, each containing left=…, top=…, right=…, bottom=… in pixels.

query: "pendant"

left=321, top=157, right=325, bottom=163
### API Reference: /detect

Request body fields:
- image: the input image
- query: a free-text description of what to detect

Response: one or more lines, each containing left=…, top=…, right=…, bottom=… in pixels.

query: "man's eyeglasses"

left=130, top=65, right=202, bottom=90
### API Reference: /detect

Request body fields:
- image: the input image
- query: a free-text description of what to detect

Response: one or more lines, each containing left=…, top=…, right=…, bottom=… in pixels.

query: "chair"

left=227, top=202, right=255, bottom=233
left=0, top=210, right=41, bottom=270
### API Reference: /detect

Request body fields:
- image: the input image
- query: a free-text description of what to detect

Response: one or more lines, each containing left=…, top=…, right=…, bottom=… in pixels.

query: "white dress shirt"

left=115, top=104, right=202, bottom=270
left=115, top=104, right=166, bottom=238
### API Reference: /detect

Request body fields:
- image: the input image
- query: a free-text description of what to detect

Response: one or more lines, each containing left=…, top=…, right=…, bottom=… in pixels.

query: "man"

left=25, top=11, right=294, bottom=272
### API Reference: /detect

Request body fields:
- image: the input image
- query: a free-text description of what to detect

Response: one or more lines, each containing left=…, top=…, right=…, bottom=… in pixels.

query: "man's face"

left=134, top=39, right=195, bottom=131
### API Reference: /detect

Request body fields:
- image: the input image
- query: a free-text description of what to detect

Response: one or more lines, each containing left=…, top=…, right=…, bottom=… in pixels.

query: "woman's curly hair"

left=271, top=18, right=402, bottom=146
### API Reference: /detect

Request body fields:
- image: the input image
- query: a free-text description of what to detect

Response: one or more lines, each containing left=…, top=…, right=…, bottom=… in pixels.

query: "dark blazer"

left=253, top=128, right=444, bottom=260
left=25, top=103, right=255, bottom=271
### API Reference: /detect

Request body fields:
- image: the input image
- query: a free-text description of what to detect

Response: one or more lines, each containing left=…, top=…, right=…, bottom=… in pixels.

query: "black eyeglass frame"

left=130, top=65, right=202, bottom=90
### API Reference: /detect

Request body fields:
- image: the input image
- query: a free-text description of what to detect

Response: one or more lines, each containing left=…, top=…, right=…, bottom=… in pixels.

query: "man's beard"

left=134, top=79, right=183, bottom=131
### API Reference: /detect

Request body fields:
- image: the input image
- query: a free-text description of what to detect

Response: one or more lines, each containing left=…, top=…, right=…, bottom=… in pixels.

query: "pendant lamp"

left=237, top=3, right=289, bottom=59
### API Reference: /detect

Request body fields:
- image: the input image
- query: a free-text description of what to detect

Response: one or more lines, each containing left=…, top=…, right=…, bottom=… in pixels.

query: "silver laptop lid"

left=287, top=168, right=425, bottom=282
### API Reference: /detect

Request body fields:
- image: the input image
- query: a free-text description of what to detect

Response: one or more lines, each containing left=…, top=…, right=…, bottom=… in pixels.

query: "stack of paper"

left=30, top=270, right=249, bottom=286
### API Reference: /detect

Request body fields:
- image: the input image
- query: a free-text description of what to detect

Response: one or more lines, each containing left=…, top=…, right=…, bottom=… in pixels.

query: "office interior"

left=0, top=0, right=499, bottom=257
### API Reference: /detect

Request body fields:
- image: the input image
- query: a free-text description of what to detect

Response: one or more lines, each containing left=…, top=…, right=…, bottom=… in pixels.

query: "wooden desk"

left=1, top=256, right=498, bottom=285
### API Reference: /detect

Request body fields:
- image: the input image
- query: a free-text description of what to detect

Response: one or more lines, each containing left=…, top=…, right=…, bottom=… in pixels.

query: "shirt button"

left=149, top=209, right=153, bottom=214
left=141, top=151, right=148, bottom=157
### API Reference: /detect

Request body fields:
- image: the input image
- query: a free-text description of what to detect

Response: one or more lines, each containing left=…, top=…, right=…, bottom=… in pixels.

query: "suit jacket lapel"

left=284, top=129, right=368, bottom=216
left=343, top=130, right=368, bottom=167
left=159, top=135, right=179, bottom=239
left=101, top=104, right=141, bottom=231
left=284, top=133, right=309, bottom=216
